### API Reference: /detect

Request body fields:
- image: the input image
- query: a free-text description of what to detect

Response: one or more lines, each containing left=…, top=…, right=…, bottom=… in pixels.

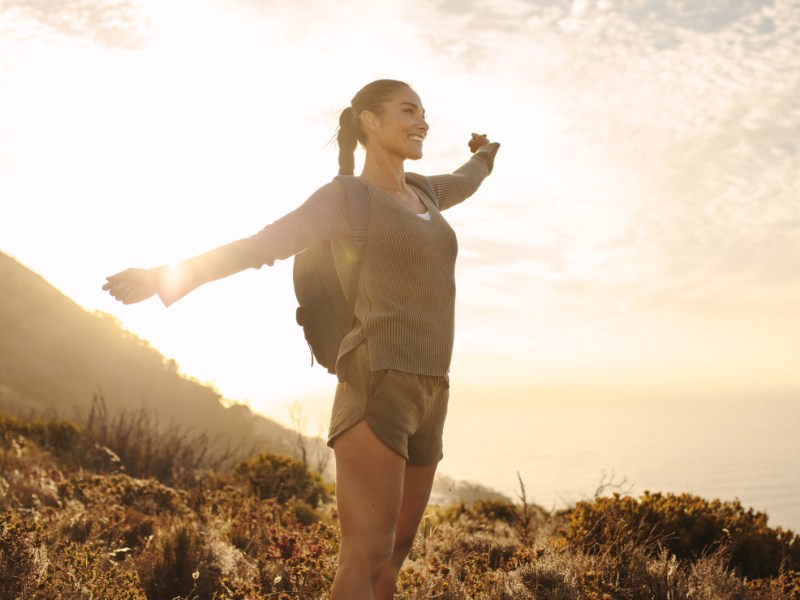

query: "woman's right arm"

left=102, top=179, right=350, bottom=306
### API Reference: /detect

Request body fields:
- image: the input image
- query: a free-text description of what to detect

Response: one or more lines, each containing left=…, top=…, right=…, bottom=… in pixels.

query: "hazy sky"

left=1, top=0, right=798, bottom=428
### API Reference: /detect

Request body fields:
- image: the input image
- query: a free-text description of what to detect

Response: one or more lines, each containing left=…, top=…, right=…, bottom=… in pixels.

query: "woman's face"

left=363, top=86, right=429, bottom=161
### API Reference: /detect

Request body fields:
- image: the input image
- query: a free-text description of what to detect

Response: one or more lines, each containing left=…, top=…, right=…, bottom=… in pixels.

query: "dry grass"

left=1, top=410, right=798, bottom=600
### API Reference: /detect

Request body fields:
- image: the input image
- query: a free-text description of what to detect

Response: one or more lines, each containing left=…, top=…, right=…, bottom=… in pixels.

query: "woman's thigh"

left=332, top=421, right=407, bottom=553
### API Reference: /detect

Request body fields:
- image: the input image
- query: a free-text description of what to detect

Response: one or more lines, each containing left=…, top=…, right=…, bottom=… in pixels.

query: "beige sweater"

left=154, top=142, right=500, bottom=376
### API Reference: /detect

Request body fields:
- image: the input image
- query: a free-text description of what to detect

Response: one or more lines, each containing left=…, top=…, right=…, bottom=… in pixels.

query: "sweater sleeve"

left=428, top=142, right=500, bottom=211
left=152, top=179, right=351, bottom=306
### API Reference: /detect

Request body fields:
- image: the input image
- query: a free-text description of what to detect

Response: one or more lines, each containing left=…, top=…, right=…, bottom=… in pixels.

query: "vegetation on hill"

left=0, top=250, right=329, bottom=474
left=2, top=411, right=798, bottom=600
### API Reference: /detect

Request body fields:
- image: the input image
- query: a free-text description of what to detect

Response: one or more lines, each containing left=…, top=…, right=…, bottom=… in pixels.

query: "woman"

left=103, top=79, right=499, bottom=599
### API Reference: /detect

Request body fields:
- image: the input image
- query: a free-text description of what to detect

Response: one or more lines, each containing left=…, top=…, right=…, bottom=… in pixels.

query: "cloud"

left=0, top=0, right=147, bottom=48
left=458, top=1, right=798, bottom=282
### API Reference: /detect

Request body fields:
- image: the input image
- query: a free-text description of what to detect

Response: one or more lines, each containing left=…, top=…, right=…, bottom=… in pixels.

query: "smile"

left=409, top=135, right=425, bottom=144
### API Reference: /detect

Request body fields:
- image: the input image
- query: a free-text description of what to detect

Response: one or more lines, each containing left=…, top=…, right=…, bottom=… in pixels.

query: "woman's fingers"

left=468, top=132, right=489, bottom=152
left=102, top=268, right=156, bottom=304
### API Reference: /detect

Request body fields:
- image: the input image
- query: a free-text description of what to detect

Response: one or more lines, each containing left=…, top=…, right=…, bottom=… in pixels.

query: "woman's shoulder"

left=298, top=177, right=352, bottom=211
left=312, top=177, right=349, bottom=197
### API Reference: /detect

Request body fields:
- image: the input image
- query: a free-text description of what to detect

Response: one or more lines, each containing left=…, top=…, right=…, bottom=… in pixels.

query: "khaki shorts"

left=327, top=342, right=449, bottom=465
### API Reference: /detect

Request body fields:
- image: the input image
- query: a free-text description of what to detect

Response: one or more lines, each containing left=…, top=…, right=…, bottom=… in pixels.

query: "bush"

left=0, top=413, right=82, bottom=454
left=0, top=512, right=144, bottom=600
left=233, top=452, right=328, bottom=508
left=39, top=542, right=145, bottom=600
left=560, top=491, right=800, bottom=579
left=136, top=522, right=205, bottom=600
left=434, top=499, right=520, bottom=526
left=0, top=511, right=48, bottom=598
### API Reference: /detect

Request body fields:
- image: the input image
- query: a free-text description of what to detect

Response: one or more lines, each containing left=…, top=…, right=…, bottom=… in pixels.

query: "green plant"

left=39, top=542, right=145, bottom=600
left=0, top=413, right=82, bottom=455
left=0, top=511, right=48, bottom=598
left=233, top=452, right=328, bottom=508
left=561, top=491, right=800, bottom=579
left=136, top=523, right=204, bottom=600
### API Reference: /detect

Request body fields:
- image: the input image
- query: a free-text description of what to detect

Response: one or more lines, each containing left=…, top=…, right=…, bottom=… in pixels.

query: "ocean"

left=439, top=388, right=800, bottom=532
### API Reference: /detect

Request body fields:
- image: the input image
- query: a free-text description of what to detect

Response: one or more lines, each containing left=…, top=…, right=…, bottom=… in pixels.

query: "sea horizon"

left=439, top=388, right=800, bottom=533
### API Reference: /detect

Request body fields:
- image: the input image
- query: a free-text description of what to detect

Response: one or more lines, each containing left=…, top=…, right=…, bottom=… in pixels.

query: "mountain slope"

left=0, top=250, right=300, bottom=459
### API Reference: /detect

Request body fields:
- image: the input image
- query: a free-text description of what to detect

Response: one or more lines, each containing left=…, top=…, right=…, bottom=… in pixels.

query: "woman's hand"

left=102, top=268, right=157, bottom=304
left=468, top=133, right=490, bottom=153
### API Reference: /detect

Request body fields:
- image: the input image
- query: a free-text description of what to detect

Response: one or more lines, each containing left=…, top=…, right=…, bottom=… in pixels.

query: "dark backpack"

left=293, top=173, right=436, bottom=379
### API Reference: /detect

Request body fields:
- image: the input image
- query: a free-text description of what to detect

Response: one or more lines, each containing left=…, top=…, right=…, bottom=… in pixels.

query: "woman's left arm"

left=428, top=135, right=500, bottom=211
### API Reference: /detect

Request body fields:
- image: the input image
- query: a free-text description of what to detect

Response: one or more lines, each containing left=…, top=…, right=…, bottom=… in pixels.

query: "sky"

left=1, top=0, right=798, bottom=434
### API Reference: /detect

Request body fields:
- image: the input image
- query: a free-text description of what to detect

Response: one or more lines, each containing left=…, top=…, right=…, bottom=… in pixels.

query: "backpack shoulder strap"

left=333, top=175, right=369, bottom=305
left=405, top=172, right=437, bottom=209
left=335, top=175, right=369, bottom=255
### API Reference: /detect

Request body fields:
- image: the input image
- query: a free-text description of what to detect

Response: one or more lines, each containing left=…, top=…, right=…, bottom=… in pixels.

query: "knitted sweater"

left=154, top=142, right=500, bottom=376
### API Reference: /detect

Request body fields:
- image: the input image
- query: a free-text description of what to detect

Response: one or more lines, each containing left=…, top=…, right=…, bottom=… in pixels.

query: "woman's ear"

left=360, top=110, right=380, bottom=133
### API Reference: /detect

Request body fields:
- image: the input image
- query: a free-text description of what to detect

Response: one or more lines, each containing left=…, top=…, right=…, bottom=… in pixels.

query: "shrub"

left=136, top=523, right=204, bottom=600
left=0, top=511, right=48, bottom=598
left=434, top=499, right=520, bottom=527
left=287, top=498, right=320, bottom=526
left=0, top=512, right=144, bottom=600
left=233, top=452, right=328, bottom=508
left=0, top=413, right=82, bottom=454
left=64, top=473, right=188, bottom=516
left=560, top=491, right=800, bottom=579
left=746, top=569, right=800, bottom=599
left=38, top=542, right=145, bottom=600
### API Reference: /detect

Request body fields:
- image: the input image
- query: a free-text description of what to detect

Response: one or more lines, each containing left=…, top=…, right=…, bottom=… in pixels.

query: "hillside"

left=0, top=250, right=302, bottom=462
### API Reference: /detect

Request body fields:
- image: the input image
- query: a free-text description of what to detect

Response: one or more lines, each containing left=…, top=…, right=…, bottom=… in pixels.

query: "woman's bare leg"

left=374, top=461, right=438, bottom=599
left=330, top=421, right=407, bottom=600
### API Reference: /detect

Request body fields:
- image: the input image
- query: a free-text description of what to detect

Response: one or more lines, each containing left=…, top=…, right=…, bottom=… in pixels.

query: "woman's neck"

left=360, top=149, right=407, bottom=193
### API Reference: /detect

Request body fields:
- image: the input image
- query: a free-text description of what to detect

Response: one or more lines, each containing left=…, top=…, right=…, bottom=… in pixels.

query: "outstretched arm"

left=428, top=134, right=500, bottom=211
left=101, top=237, right=256, bottom=306
left=102, top=179, right=351, bottom=306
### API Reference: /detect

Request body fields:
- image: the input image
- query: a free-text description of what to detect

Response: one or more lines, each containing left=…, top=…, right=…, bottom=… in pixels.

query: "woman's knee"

left=340, top=534, right=396, bottom=576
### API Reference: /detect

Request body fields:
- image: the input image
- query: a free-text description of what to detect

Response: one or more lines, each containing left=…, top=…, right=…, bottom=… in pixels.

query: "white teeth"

left=409, top=135, right=424, bottom=143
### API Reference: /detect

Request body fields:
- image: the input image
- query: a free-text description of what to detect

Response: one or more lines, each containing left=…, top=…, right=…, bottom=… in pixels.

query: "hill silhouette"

left=0, top=250, right=306, bottom=462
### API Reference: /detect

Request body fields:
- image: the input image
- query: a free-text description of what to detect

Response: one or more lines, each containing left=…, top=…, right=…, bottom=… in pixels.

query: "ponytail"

left=337, top=107, right=358, bottom=176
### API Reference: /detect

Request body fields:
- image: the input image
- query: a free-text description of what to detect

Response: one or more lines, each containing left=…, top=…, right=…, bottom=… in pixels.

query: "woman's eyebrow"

left=399, top=101, right=426, bottom=116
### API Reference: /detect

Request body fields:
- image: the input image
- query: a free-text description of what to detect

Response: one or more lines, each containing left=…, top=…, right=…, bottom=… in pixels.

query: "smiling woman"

left=102, top=77, right=500, bottom=599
